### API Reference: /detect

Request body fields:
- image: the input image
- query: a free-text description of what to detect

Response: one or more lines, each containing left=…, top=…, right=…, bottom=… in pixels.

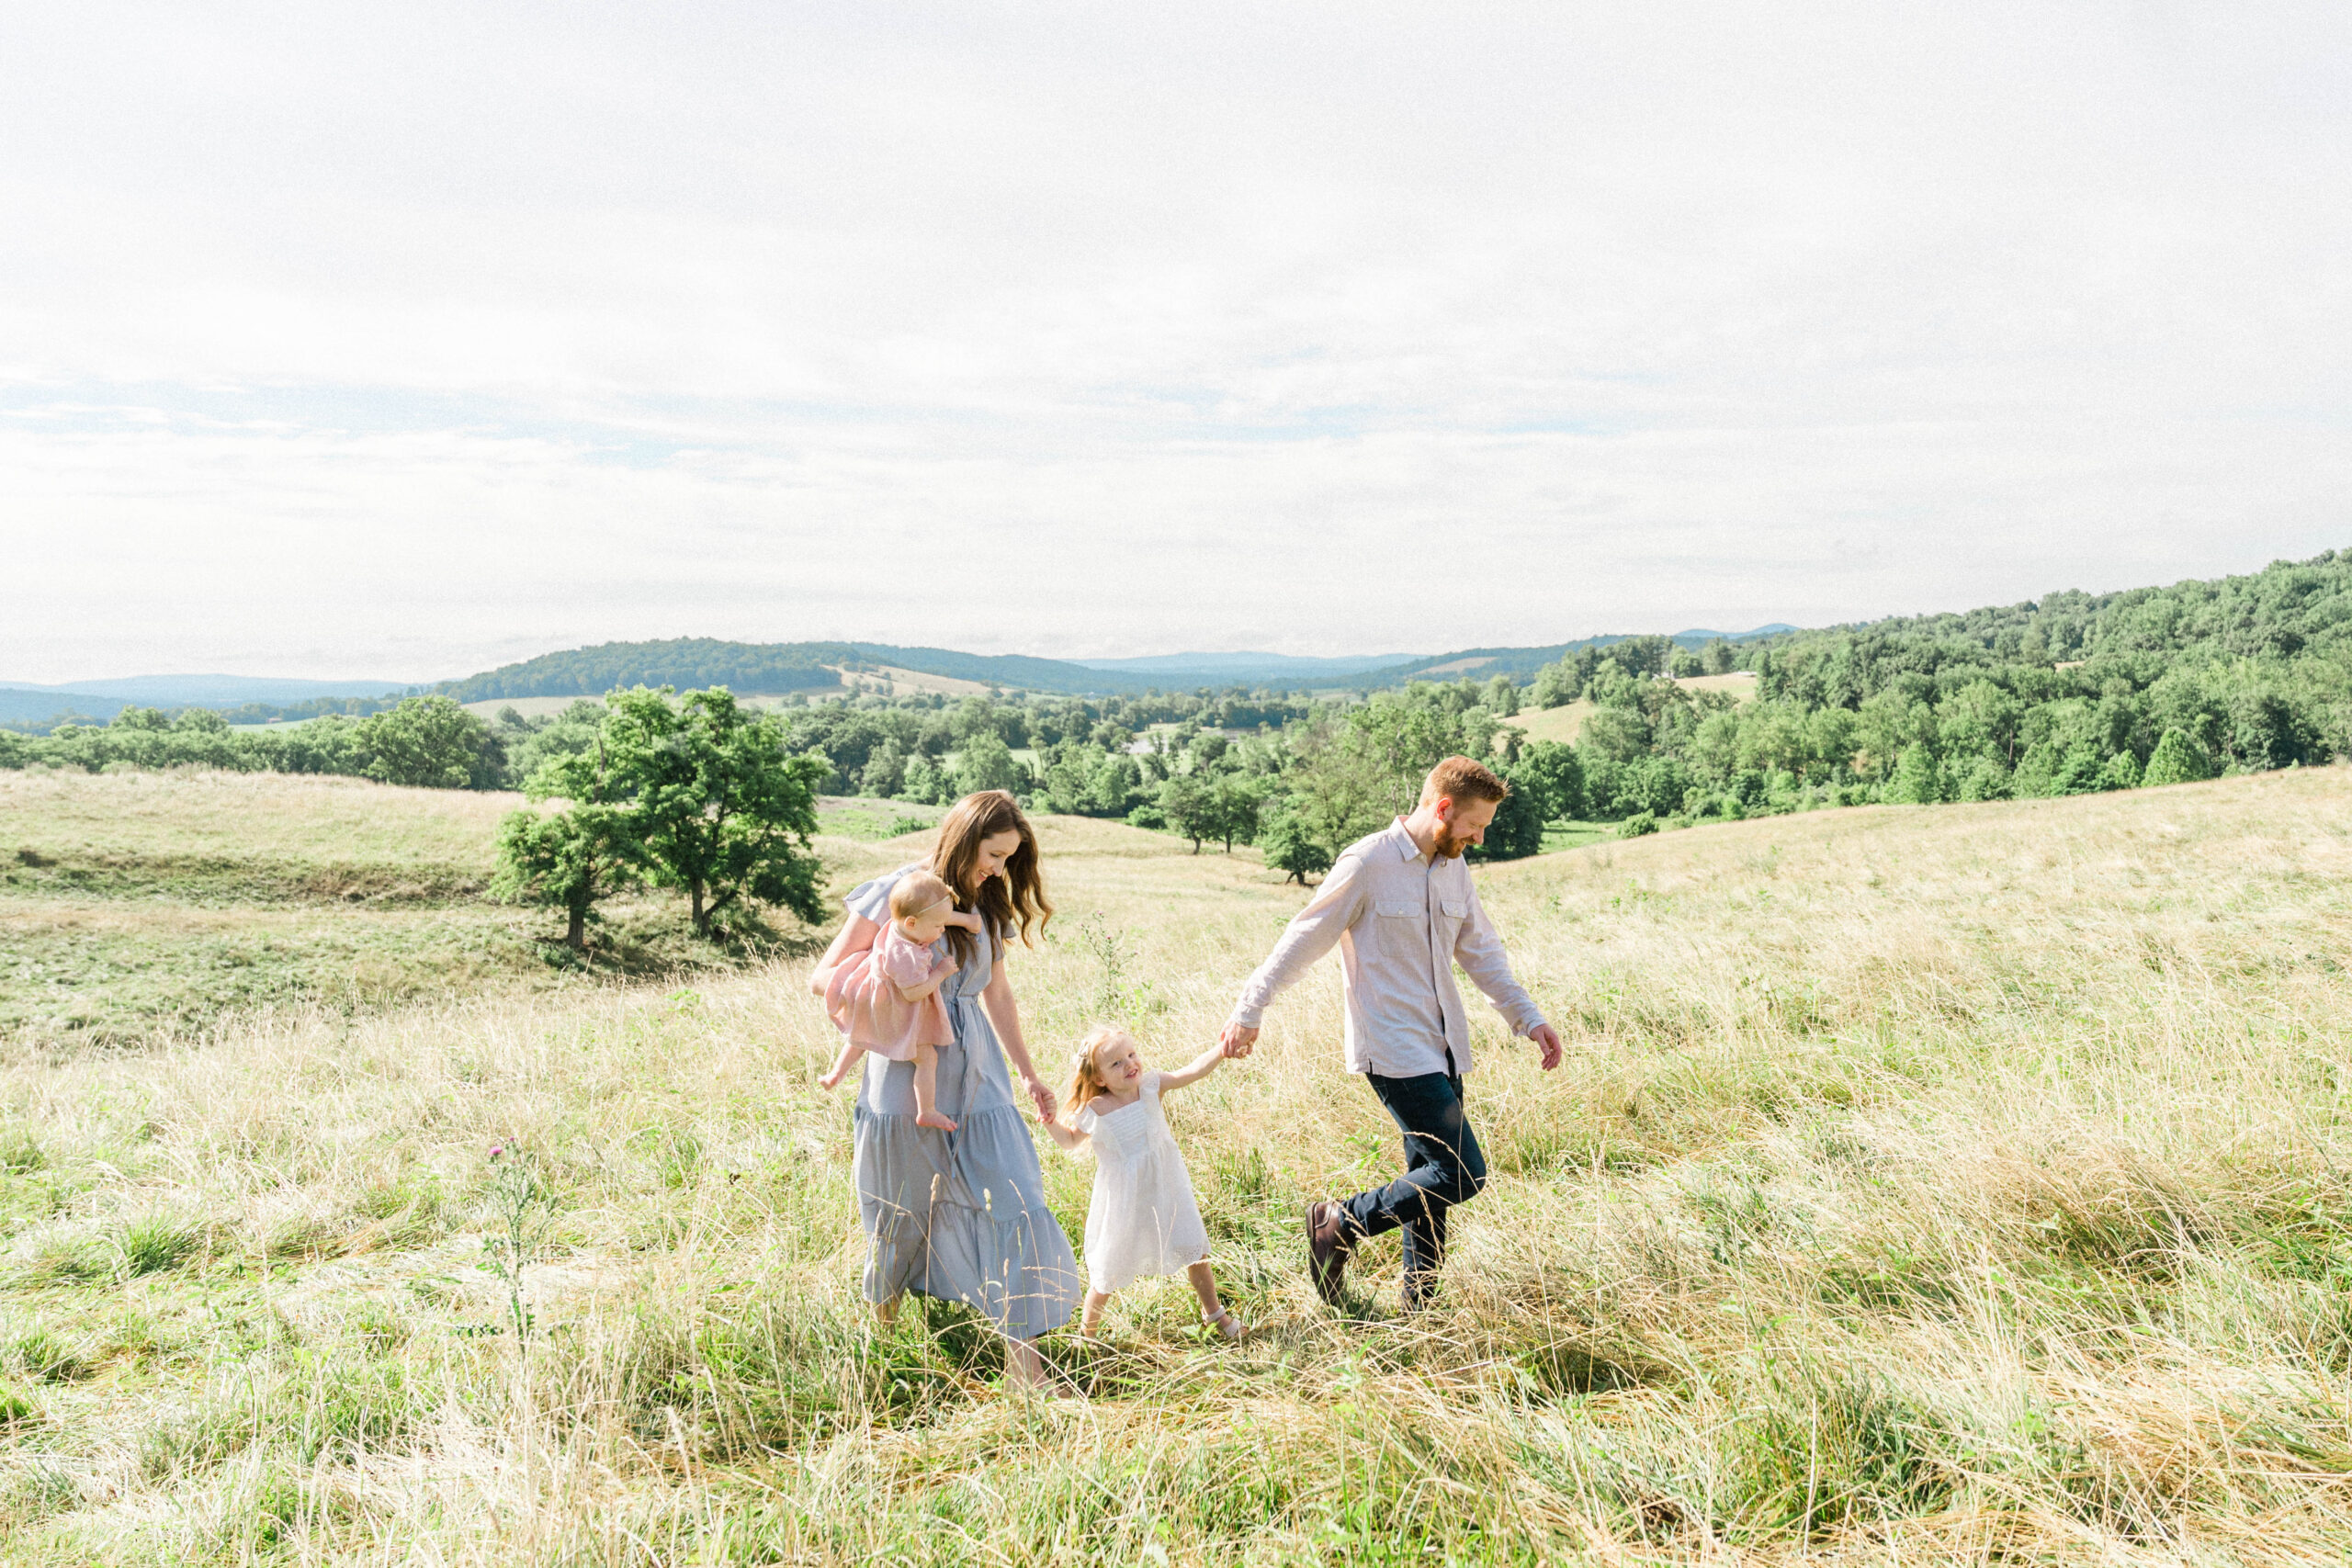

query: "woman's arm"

left=1155, top=1043, right=1228, bottom=1096
left=808, top=913, right=883, bottom=997
left=980, top=962, right=1058, bottom=1121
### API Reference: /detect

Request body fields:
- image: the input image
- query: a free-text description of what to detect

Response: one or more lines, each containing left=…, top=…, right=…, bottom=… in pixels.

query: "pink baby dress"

left=824, top=924, right=954, bottom=1061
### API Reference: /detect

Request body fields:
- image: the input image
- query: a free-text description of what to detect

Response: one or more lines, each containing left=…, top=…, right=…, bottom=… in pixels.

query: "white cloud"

left=2, top=2, right=2347, bottom=680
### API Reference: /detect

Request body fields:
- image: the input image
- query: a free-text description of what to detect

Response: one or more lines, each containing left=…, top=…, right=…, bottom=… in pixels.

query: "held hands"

left=1218, top=1021, right=1259, bottom=1060
left=1023, top=1074, right=1057, bottom=1122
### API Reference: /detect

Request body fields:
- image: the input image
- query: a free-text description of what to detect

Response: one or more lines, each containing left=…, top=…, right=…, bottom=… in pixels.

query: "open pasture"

left=0, top=773, right=930, bottom=1046
left=0, top=769, right=2350, bottom=1562
left=1508, top=671, right=1757, bottom=749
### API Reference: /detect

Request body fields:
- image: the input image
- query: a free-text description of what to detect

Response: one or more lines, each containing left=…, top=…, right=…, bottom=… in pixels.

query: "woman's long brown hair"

left=930, top=790, right=1052, bottom=965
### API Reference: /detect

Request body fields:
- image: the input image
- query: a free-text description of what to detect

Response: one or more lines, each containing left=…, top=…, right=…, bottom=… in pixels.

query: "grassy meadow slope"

left=0, top=772, right=930, bottom=1044
left=1, top=772, right=2350, bottom=1561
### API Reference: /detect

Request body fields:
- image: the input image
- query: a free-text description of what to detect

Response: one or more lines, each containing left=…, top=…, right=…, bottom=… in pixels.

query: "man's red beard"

left=1432, top=825, right=1475, bottom=859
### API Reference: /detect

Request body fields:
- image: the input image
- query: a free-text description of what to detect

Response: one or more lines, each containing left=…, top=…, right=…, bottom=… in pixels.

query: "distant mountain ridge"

left=0, top=688, right=130, bottom=726
left=5, top=624, right=1802, bottom=728
left=1071, top=651, right=1423, bottom=680
left=8, top=674, right=414, bottom=705
left=1293, top=626, right=1800, bottom=689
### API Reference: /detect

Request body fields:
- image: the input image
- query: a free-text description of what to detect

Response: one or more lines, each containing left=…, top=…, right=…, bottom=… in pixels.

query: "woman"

left=810, top=789, right=1079, bottom=1388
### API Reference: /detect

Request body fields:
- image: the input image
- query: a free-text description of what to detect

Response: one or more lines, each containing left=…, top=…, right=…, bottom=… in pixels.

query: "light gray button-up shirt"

left=1229, top=818, right=1545, bottom=1078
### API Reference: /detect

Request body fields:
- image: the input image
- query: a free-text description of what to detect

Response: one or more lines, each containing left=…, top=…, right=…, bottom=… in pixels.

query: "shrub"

left=1955, top=756, right=2014, bottom=801
left=1883, top=746, right=1946, bottom=805
left=2143, top=728, right=2211, bottom=786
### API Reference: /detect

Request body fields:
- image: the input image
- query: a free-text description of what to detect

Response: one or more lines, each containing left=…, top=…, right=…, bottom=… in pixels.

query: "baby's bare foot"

left=915, top=1111, right=958, bottom=1131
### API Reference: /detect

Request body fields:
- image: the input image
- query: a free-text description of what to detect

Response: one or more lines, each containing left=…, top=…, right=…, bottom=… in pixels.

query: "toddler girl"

left=819, top=871, right=978, bottom=1131
left=1041, top=1023, right=1244, bottom=1340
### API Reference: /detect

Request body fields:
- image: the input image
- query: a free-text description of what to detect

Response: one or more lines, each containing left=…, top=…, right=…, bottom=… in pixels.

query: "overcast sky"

left=5, top=3, right=2348, bottom=682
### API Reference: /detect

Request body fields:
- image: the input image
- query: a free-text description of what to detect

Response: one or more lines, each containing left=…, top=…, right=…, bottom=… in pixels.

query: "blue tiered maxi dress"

left=847, top=866, right=1080, bottom=1339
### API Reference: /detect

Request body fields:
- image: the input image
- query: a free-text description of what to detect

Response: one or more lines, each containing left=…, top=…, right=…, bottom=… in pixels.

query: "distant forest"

left=6, top=550, right=2348, bottom=871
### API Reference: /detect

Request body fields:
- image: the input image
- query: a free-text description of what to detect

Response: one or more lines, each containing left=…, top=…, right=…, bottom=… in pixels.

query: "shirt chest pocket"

left=1374, top=902, right=1423, bottom=953
left=1434, top=897, right=1468, bottom=945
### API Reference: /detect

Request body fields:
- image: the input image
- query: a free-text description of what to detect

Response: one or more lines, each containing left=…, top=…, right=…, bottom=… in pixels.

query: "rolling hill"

left=4, top=763, right=2346, bottom=1560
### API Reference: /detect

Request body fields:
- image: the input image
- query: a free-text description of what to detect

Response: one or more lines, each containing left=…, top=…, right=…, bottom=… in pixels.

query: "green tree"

left=1258, top=800, right=1331, bottom=886
left=1483, top=674, right=1520, bottom=718
left=2052, top=741, right=2105, bottom=795
left=1954, top=756, right=2014, bottom=802
left=859, top=739, right=909, bottom=798
left=1513, top=740, right=1585, bottom=821
left=348, top=696, right=505, bottom=789
left=492, top=731, right=647, bottom=951
left=2141, top=728, right=2210, bottom=786
left=900, top=753, right=948, bottom=805
left=1209, top=772, right=1262, bottom=853
left=1158, top=773, right=1218, bottom=854
left=1467, top=768, right=1546, bottom=861
left=601, top=687, right=826, bottom=938
left=1529, top=660, right=1582, bottom=709
left=1883, top=745, right=1946, bottom=805
left=1287, top=687, right=1499, bottom=849
left=2013, top=739, right=2063, bottom=798
left=951, top=731, right=1021, bottom=796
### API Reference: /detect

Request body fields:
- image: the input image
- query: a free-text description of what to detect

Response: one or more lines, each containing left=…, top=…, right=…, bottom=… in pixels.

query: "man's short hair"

left=1421, top=755, right=1510, bottom=807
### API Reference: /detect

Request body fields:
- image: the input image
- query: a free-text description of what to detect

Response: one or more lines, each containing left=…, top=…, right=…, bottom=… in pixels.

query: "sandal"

left=1205, top=1307, right=1247, bottom=1342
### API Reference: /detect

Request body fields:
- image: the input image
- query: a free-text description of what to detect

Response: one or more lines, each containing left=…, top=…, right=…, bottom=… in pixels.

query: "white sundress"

left=1072, top=1070, right=1211, bottom=1294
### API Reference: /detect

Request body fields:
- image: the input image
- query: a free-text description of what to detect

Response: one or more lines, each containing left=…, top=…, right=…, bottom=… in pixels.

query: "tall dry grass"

left=1, top=771, right=2350, bottom=1562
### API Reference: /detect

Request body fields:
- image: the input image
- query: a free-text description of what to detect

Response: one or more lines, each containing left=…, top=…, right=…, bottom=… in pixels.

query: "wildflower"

left=490, top=1145, right=504, bottom=1160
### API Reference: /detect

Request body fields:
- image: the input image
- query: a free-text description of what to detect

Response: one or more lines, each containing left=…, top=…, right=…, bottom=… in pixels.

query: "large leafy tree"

left=1258, top=800, right=1332, bottom=885
left=602, top=687, right=826, bottom=938
left=1289, top=686, right=1504, bottom=849
left=1158, top=773, right=1218, bottom=854
left=1209, top=772, right=1263, bottom=852
left=492, top=741, right=642, bottom=951
left=1511, top=740, right=1585, bottom=822
left=348, top=696, right=506, bottom=790
left=1466, top=769, right=1546, bottom=861
left=951, top=731, right=1022, bottom=796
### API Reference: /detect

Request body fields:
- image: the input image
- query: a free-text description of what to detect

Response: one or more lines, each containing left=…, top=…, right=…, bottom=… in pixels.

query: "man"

left=1220, top=756, right=1562, bottom=1311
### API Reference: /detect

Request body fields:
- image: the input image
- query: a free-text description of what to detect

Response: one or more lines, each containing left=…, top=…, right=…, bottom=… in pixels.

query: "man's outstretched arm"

left=1219, top=852, right=1367, bottom=1058
left=1453, top=882, right=1563, bottom=1070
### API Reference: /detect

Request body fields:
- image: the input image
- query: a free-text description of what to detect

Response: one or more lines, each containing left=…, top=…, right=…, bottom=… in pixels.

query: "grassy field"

left=0, top=773, right=935, bottom=1046
left=3, top=766, right=2351, bottom=1562
left=1509, top=671, right=1758, bottom=748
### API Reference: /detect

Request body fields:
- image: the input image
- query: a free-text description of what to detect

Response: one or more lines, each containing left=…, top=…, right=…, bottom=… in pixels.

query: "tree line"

left=10, top=550, right=2347, bottom=929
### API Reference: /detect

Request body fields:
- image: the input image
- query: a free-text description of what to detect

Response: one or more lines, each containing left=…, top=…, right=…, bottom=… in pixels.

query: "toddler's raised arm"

left=1156, top=1043, right=1228, bottom=1095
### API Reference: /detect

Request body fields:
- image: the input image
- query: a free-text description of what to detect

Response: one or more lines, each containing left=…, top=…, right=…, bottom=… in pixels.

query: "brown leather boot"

left=1306, top=1201, right=1351, bottom=1305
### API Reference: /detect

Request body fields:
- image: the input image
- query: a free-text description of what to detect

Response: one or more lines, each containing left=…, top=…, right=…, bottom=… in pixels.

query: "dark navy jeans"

left=1340, top=1069, right=1488, bottom=1307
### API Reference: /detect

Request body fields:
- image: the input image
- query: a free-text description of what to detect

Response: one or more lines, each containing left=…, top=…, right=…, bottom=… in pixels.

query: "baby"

left=1040, top=1023, right=1243, bottom=1340
left=819, top=871, right=979, bottom=1131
